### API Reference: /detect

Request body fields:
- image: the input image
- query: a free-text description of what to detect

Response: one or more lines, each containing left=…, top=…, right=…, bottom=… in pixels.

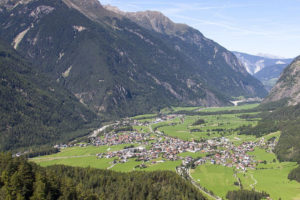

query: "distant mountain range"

left=233, top=51, right=293, bottom=91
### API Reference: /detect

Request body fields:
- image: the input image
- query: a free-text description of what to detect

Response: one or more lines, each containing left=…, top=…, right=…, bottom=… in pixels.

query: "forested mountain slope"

left=0, top=40, right=97, bottom=151
left=0, top=0, right=267, bottom=119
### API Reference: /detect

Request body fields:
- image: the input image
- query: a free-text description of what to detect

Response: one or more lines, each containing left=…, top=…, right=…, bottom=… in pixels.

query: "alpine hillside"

left=0, top=39, right=97, bottom=151
left=263, top=56, right=300, bottom=105
left=0, top=0, right=267, bottom=119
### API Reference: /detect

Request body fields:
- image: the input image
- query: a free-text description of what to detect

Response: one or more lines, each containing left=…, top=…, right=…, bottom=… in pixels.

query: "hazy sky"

left=100, top=0, right=300, bottom=58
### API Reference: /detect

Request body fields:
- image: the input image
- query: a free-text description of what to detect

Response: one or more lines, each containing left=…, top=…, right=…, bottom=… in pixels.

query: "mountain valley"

left=0, top=0, right=267, bottom=119
left=0, top=0, right=300, bottom=199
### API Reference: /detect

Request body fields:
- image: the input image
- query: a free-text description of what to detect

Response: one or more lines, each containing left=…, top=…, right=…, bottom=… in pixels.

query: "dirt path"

left=250, top=173, right=258, bottom=188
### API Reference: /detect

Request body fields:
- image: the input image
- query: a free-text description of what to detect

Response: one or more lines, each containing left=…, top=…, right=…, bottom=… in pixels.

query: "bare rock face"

left=263, top=56, right=300, bottom=105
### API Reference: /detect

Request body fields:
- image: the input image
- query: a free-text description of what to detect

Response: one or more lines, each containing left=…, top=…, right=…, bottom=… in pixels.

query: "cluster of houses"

left=91, top=127, right=277, bottom=171
left=93, top=132, right=154, bottom=146
left=52, top=113, right=278, bottom=171
left=191, top=141, right=257, bottom=171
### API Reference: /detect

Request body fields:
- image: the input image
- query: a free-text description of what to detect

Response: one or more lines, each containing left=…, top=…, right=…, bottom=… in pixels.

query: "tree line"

left=0, top=153, right=206, bottom=200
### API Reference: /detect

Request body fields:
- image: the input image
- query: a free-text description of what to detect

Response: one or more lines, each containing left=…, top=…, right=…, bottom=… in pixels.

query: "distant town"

left=54, top=114, right=277, bottom=172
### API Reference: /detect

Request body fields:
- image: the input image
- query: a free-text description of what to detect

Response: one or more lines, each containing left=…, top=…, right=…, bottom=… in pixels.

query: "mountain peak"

left=64, top=0, right=102, bottom=7
left=63, top=0, right=113, bottom=21
left=104, top=5, right=189, bottom=36
left=103, top=4, right=124, bottom=15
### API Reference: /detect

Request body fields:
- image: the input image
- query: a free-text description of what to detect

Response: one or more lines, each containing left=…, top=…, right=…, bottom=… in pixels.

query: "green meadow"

left=199, top=104, right=259, bottom=112
left=141, top=160, right=182, bottom=172
left=36, top=156, right=114, bottom=169
left=111, top=159, right=143, bottom=172
left=237, top=162, right=300, bottom=200
left=191, top=164, right=239, bottom=199
left=156, top=113, right=259, bottom=141
left=191, top=149, right=300, bottom=200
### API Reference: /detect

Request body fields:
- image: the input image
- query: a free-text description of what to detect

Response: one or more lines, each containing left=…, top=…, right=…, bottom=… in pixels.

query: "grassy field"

left=157, top=113, right=258, bottom=141
left=171, top=106, right=202, bottom=112
left=111, top=159, right=143, bottom=172
left=237, top=146, right=300, bottom=200
left=191, top=164, right=239, bottom=198
left=248, top=148, right=276, bottom=163
left=238, top=162, right=300, bottom=200
left=140, top=160, right=181, bottom=172
left=252, top=162, right=300, bottom=200
left=131, top=113, right=157, bottom=119
left=31, top=144, right=137, bottom=170
left=32, top=144, right=136, bottom=158
left=191, top=160, right=300, bottom=200
left=35, top=156, right=114, bottom=169
left=199, top=104, right=259, bottom=112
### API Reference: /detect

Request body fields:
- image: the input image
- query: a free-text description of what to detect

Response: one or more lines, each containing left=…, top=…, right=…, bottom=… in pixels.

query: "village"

left=52, top=113, right=278, bottom=172
left=89, top=129, right=274, bottom=171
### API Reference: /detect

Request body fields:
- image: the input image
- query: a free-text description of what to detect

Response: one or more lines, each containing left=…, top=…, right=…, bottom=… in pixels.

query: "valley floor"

left=31, top=104, right=300, bottom=200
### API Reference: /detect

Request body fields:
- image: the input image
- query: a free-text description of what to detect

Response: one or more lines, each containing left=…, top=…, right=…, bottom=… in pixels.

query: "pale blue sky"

left=100, top=0, right=300, bottom=58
